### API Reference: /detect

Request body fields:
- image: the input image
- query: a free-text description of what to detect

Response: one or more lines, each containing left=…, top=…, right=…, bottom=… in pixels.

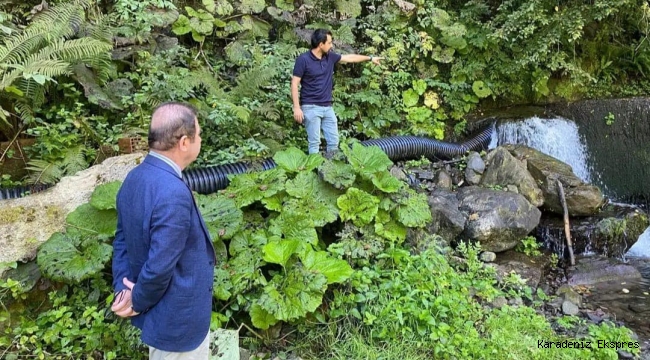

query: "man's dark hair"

left=148, top=102, right=198, bottom=151
left=311, top=29, right=332, bottom=49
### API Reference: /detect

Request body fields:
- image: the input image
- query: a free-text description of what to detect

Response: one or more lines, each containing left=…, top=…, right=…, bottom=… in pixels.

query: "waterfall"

left=493, top=116, right=593, bottom=183
left=626, top=227, right=650, bottom=259
left=491, top=116, right=650, bottom=259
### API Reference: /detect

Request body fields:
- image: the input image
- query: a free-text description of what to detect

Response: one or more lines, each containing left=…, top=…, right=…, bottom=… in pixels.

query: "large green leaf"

left=239, top=0, right=265, bottom=13
left=203, top=0, right=216, bottom=13
left=275, top=0, right=294, bottom=11
left=222, top=168, right=287, bottom=207
left=214, top=0, right=234, bottom=15
left=335, top=0, right=361, bottom=17
left=258, top=265, right=328, bottom=322
left=195, top=194, right=243, bottom=240
left=412, top=79, right=427, bottom=95
left=263, top=239, right=301, bottom=267
left=261, top=192, right=286, bottom=212
left=66, top=203, right=117, bottom=237
left=37, top=231, right=112, bottom=284
left=370, top=171, right=403, bottom=193
left=300, top=248, right=353, bottom=284
left=472, top=81, right=492, bottom=98
left=343, top=142, right=393, bottom=179
left=431, top=46, right=455, bottom=63
left=402, top=88, right=420, bottom=107
left=318, top=160, right=356, bottom=190
left=393, top=188, right=432, bottom=227
left=285, top=171, right=320, bottom=198
left=337, top=188, right=380, bottom=227
left=250, top=304, right=279, bottom=330
left=269, top=210, right=318, bottom=245
left=374, top=210, right=407, bottom=242
left=283, top=197, right=338, bottom=227
left=172, top=14, right=192, bottom=35
left=229, top=229, right=268, bottom=257
left=90, top=181, right=121, bottom=210
left=273, top=147, right=324, bottom=173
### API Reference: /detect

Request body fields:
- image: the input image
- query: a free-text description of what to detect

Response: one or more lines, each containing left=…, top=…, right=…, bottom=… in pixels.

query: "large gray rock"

left=481, top=147, right=544, bottom=207
left=506, top=145, right=604, bottom=216
left=464, top=151, right=485, bottom=186
left=427, top=189, right=467, bottom=241
left=457, top=186, right=541, bottom=252
left=0, top=153, right=144, bottom=272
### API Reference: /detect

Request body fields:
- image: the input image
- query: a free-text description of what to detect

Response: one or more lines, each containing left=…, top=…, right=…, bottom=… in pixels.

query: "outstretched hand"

left=371, top=56, right=384, bottom=66
left=111, top=278, right=140, bottom=318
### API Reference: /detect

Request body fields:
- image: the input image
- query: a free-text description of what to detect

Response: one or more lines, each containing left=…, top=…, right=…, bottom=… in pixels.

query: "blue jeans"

left=302, top=105, right=339, bottom=154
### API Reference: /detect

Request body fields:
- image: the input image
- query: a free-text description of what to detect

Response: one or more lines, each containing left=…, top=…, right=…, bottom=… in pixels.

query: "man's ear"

left=178, top=135, right=189, bottom=152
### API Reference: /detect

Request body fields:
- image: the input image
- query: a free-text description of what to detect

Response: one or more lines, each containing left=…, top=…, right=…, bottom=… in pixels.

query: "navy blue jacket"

left=112, top=155, right=216, bottom=352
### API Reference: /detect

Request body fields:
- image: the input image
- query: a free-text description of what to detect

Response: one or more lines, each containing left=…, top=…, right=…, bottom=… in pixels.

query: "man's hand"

left=111, top=278, right=140, bottom=318
left=370, top=56, right=384, bottom=66
left=293, top=107, right=304, bottom=124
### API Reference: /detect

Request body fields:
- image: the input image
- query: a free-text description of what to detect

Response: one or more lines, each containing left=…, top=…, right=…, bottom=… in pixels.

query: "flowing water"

left=490, top=112, right=650, bottom=342
left=491, top=115, right=650, bottom=259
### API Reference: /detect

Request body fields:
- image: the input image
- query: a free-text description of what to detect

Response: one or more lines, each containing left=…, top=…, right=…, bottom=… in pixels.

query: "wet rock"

left=436, top=170, right=453, bottom=190
left=414, top=170, right=435, bottom=180
left=506, top=185, right=519, bottom=193
left=466, top=152, right=486, bottom=174
left=586, top=311, right=604, bottom=324
left=536, top=204, right=648, bottom=258
left=562, top=300, right=580, bottom=315
left=568, top=257, right=642, bottom=286
left=427, top=189, right=467, bottom=242
left=457, top=186, right=541, bottom=252
left=493, top=251, right=547, bottom=290
left=557, top=285, right=583, bottom=307
left=506, top=144, right=604, bottom=216
left=465, top=151, right=485, bottom=185
left=480, top=251, right=497, bottom=263
left=491, top=296, right=508, bottom=309
left=617, top=349, right=635, bottom=359
left=509, top=296, right=524, bottom=306
left=390, top=166, right=407, bottom=181
left=482, top=147, right=544, bottom=207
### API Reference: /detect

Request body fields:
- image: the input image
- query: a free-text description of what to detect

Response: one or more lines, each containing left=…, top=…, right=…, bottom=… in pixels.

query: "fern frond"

left=29, top=0, right=92, bottom=38
left=253, top=101, right=281, bottom=121
left=0, top=59, right=71, bottom=89
left=30, top=38, right=112, bottom=63
left=14, top=99, right=36, bottom=124
left=62, top=146, right=88, bottom=175
left=230, top=65, right=277, bottom=99
left=26, top=159, right=64, bottom=185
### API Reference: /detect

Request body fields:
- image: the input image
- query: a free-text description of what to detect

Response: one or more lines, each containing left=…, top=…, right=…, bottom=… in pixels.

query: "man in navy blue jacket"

left=111, top=102, right=216, bottom=359
left=291, top=28, right=383, bottom=154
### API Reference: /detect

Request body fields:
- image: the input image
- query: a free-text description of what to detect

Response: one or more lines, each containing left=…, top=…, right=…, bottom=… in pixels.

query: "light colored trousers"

left=302, top=104, right=339, bottom=154
left=149, top=331, right=210, bottom=360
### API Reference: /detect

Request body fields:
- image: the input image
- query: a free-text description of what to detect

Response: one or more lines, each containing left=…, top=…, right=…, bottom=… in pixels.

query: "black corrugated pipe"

left=0, top=123, right=495, bottom=199
left=0, top=184, right=53, bottom=200
left=183, top=122, right=495, bottom=194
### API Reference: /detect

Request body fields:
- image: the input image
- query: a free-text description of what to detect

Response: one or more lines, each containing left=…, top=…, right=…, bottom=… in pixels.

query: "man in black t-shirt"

left=291, top=29, right=383, bottom=154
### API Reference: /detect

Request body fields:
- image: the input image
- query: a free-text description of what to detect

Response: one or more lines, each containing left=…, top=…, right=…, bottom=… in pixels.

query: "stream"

left=487, top=101, right=650, bottom=344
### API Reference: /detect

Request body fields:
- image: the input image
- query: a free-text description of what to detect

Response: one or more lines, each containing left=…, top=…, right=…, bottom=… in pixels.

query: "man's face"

left=319, top=34, right=333, bottom=54
left=188, top=117, right=201, bottom=163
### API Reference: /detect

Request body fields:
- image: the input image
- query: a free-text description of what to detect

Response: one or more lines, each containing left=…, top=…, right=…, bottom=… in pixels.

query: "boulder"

left=492, top=250, right=548, bottom=290
left=464, top=151, right=485, bottom=185
left=427, top=189, right=467, bottom=242
left=0, top=153, right=144, bottom=272
left=481, top=147, right=544, bottom=207
left=457, top=186, right=541, bottom=252
left=506, top=145, right=604, bottom=216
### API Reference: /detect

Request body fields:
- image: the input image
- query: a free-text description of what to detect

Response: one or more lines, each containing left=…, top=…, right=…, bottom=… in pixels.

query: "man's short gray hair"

left=148, top=102, right=198, bottom=151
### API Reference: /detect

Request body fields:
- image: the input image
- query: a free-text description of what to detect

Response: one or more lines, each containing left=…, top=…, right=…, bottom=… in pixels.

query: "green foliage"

left=0, top=0, right=113, bottom=125
left=37, top=182, right=119, bottom=284
left=0, top=277, right=146, bottom=359
left=37, top=230, right=113, bottom=284
left=516, top=236, right=543, bottom=257
left=605, top=112, right=615, bottom=126
left=90, top=181, right=121, bottom=210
